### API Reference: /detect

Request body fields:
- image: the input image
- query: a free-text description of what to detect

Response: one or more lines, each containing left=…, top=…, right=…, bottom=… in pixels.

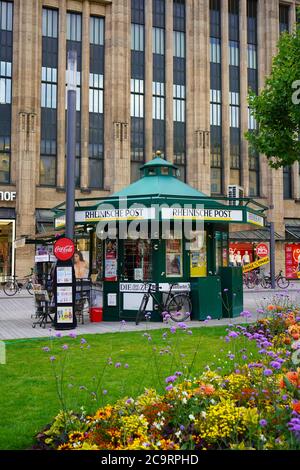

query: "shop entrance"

left=0, top=219, right=15, bottom=281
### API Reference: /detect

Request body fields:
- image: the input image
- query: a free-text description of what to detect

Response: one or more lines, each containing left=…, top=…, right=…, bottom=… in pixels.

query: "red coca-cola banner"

left=285, top=243, right=300, bottom=279
left=54, top=237, right=75, bottom=261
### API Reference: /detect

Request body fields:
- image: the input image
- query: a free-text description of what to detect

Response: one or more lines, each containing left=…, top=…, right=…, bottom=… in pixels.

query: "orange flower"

left=292, top=333, right=300, bottom=340
left=292, top=401, right=300, bottom=414
left=194, top=383, right=215, bottom=396
left=267, top=305, right=275, bottom=311
left=283, top=336, right=291, bottom=345
left=280, top=371, right=300, bottom=389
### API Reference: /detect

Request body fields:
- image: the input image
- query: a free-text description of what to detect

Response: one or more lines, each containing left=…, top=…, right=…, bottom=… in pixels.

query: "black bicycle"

left=135, top=282, right=192, bottom=325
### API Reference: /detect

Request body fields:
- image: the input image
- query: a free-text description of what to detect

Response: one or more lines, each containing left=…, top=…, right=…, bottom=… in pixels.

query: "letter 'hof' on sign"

left=54, top=237, right=75, bottom=261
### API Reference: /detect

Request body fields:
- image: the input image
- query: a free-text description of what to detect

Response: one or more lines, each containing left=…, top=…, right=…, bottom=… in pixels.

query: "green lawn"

left=0, top=325, right=258, bottom=450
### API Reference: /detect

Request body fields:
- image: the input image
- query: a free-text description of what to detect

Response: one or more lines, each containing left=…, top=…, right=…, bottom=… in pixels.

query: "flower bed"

left=36, top=308, right=300, bottom=450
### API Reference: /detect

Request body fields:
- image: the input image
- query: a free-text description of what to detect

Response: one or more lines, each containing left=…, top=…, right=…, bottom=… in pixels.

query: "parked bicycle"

left=135, top=282, right=192, bottom=325
left=243, top=269, right=269, bottom=289
left=262, top=270, right=290, bottom=289
left=3, top=268, right=35, bottom=296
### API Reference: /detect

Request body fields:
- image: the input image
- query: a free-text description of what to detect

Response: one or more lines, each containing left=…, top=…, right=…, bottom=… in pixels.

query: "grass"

left=0, top=323, right=259, bottom=450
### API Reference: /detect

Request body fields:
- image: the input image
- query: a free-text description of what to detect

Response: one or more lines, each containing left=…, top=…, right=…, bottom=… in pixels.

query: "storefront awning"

left=229, top=228, right=284, bottom=242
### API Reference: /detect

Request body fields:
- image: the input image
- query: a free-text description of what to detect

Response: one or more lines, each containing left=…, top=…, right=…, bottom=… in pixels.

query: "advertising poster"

left=166, top=238, right=182, bottom=277
left=57, top=286, right=73, bottom=304
left=189, top=231, right=207, bottom=277
left=57, top=266, right=73, bottom=284
left=285, top=244, right=300, bottom=279
left=105, top=239, right=117, bottom=281
left=57, top=306, right=73, bottom=323
left=73, top=250, right=89, bottom=279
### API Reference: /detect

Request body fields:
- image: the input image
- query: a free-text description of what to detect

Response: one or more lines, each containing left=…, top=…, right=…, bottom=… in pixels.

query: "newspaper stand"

left=32, top=284, right=54, bottom=328
left=75, top=278, right=91, bottom=324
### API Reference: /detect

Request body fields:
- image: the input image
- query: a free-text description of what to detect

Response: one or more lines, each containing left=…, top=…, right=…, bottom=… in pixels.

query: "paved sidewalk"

left=0, top=288, right=299, bottom=340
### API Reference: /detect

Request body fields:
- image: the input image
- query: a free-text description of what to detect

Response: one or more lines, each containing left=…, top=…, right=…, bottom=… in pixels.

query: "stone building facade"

left=0, top=0, right=299, bottom=277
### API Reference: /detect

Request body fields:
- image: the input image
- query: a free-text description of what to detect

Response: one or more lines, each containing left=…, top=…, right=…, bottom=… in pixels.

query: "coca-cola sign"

left=256, top=243, right=269, bottom=258
left=54, top=237, right=75, bottom=261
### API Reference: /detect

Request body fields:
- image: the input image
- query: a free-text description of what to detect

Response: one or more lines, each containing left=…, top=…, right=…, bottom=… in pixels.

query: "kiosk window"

left=123, top=239, right=152, bottom=281
left=190, top=231, right=207, bottom=277
left=166, top=237, right=182, bottom=277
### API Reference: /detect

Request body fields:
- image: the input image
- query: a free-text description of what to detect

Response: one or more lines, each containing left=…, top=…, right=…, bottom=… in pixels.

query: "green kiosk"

left=53, top=157, right=267, bottom=322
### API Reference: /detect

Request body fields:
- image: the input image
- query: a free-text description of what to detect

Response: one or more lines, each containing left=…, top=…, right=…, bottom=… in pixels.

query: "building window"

left=40, top=8, right=58, bottom=186
left=279, top=4, right=290, bottom=33
left=283, top=166, right=292, bottom=199
left=89, top=16, right=104, bottom=189
left=229, top=0, right=240, bottom=186
left=131, top=0, right=145, bottom=182
left=0, top=1, right=12, bottom=184
left=247, top=0, right=259, bottom=196
left=152, top=0, right=165, bottom=155
left=210, top=0, right=222, bottom=194
left=173, top=1, right=186, bottom=180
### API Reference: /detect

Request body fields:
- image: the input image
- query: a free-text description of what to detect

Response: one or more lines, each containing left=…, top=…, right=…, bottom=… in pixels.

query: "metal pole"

left=65, top=50, right=77, bottom=240
left=269, top=221, right=276, bottom=289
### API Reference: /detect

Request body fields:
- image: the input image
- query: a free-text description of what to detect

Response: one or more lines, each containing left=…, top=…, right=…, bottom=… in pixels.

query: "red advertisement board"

left=255, top=243, right=269, bottom=258
left=54, top=237, right=75, bottom=261
left=285, top=243, right=300, bottom=279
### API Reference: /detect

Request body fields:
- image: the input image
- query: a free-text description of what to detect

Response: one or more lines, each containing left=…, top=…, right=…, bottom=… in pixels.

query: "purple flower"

left=175, top=371, right=183, bottom=376
left=227, top=353, right=235, bottom=360
left=228, top=331, right=239, bottom=338
left=165, top=375, right=177, bottom=384
left=223, top=288, right=229, bottom=292
left=282, top=394, right=288, bottom=401
left=80, top=338, right=87, bottom=344
left=55, top=332, right=62, bottom=338
left=242, top=355, right=248, bottom=360
left=124, top=363, right=129, bottom=368
left=115, top=362, right=121, bottom=368
left=62, top=344, right=69, bottom=350
left=42, top=347, right=50, bottom=352
left=241, top=310, right=252, bottom=318
left=259, top=419, right=268, bottom=427
left=170, top=326, right=177, bottom=334
left=165, top=385, right=173, bottom=391
left=187, top=330, right=193, bottom=335
left=121, top=320, right=126, bottom=325
left=69, top=332, right=77, bottom=338
left=102, top=389, right=107, bottom=395
left=206, top=316, right=212, bottom=320
left=50, top=356, right=56, bottom=362
left=178, top=322, right=187, bottom=329
left=270, top=361, right=281, bottom=370
left=263, top=369, right=273, bottom=376
left=126, top=398, right=133, bottom=404
left=180, top=425, right=185, bottom=431
left=288, top=416, right=300, bottom=439
left=163, top=312, right=171, bottom=322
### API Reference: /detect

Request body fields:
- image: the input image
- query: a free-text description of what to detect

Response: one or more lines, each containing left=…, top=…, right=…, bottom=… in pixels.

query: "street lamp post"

left=65, top=50, right=77, bottom=240
left=269, top=220, right=276, bottom=289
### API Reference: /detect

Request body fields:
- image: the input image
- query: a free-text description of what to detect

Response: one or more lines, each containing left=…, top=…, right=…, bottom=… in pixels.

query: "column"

left=57, top=0, right=67, bottom=189
left=165, top=0, right=173, bottom=162
left=186, top=0, right=210, bottom=193
left=110, top=0, right=131, bottom=192
left=81, top=0, right=90, bottom=190
left=13, top=0, right=41, bottom=275
left=221, top=0, right=230, bottom=195
left=239, top=0, right=249, bottom=195
left=144, top=0, right=153, bottom=161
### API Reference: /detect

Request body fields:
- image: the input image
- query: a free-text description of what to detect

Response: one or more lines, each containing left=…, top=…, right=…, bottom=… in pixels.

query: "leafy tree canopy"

left=246, top=28, right=300, bottom=168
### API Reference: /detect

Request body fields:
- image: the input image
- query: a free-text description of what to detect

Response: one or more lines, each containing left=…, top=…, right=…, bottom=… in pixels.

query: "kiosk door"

left=119, top=239, right=154, bottom=319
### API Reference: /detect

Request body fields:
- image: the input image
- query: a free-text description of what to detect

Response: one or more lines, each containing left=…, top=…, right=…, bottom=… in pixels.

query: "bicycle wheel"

left=26, top=281, right=34, bottom=295
left=277, top=276, right=289, bottom=289
left=260, top=276, right=271, bottom=289
left=246, top=272, right=256, bottom=289
left=3, top=279, right=18, bottom=296
left=167, top=293, right=191, bottom=322
left=135, top=294, right=150, bottom=325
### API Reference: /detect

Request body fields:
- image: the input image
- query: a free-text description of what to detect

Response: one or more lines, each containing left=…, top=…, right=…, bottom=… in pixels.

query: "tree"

left=246, top=27, right=300, bottom=169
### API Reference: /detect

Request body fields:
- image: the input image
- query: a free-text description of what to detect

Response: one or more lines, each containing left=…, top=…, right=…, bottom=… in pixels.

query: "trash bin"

left=191, top=276, right=222, bottom=320
left=219, top=267, right=243, bottom=318
left=90, top=307, right=103, bottom=322
left=90, top=282, right=103, bottom=322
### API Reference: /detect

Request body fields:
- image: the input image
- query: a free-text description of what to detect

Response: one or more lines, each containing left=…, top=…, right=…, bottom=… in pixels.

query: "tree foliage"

left=246, top=28, right=300, bottom=168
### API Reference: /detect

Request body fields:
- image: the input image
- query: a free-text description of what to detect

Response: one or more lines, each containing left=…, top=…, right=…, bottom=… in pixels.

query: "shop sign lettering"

left=243, top=256, right=270, bottom=273
left=247, top=211, right=264, bottom=227
left=161, top=208, right=243, bottom=222
left=76, top=207, right=155, bottom=222
left=120, top=283, right=156, bottom=293
left=0, top=191, right=16, bottom=201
